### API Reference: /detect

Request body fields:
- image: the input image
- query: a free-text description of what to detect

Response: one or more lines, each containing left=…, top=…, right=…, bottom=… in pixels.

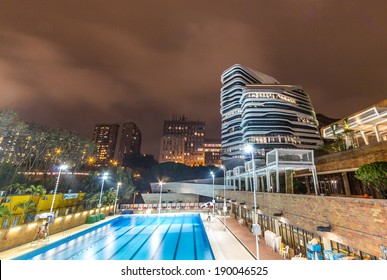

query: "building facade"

left=159, top=135, right=185, bottom=164
left=159, top=115, right=205, bottom=166
left=92, top=124, right=119, bottom=166
left=220, top=64, right=323, bottom=169
left=117, top=122, right=142, bottom=165
left=197, top=139, right=222, bottom=166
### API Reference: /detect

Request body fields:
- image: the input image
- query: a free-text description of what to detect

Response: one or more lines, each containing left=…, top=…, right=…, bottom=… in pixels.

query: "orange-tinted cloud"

left=0, top=0, right=386, bottom=157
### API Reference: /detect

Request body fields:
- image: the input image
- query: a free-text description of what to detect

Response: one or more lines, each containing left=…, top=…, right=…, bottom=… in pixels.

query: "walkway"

left=204, top=213, right=284, bottom=260
left=222, top=216, right=284, bottom=260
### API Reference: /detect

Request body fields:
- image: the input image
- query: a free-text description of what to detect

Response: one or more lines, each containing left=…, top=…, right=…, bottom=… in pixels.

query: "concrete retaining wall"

left=0, top=206, right=113, bottom=253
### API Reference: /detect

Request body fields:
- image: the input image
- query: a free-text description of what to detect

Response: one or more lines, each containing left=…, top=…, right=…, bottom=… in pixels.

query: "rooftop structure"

left=220, top=64, right=323, bottom=169
left=321, top=99, right=387, bottom=146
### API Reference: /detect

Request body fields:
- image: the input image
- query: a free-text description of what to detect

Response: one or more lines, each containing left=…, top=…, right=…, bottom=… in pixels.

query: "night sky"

left=0, top=0, right=386, bottom=158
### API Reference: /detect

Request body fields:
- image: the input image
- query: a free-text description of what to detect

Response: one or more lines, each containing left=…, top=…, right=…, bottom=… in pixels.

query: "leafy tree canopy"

left=355, top=161, right=387, bottom=198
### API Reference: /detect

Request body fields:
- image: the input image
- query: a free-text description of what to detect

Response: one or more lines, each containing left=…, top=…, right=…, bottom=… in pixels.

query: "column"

left=285, top=170, right=288, bottom=194
left=374, top=125, right=381, bottom=142
left=360, top=131, right=369, bottom=145
left=274, top=219, right=280, bottom=236
left=266, top=170, right=271, bottom=192
left=276, top=170, right=280, bottom=193
left=305, top=176, right=311, bottom=195
left=311, top=167, right=320, bottom=195
left=322, top=237, right=332, bottom=251
left=342, top=172, right=352, bottom=197
left=261, top=176, right=265, bottom=193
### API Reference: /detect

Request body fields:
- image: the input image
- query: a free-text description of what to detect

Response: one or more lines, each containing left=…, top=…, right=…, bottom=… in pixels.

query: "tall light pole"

left=114, top=182, right=121, bottom=214
left=50, top=165, right=67, bottom=214
left=210, top=171, right=215, bottom=215
left=221, top=165, right=227, bottom=231
left=245, top=144, right=260, bottom=260
left=158, top=181, right=164, bottom=214
left=98, top=173, right=108, bottom=214
left=133, top=192, right=139, bottom=204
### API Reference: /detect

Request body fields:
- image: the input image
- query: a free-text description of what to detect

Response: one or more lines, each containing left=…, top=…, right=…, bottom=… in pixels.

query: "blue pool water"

left=14, top=213, right=214, bottom=260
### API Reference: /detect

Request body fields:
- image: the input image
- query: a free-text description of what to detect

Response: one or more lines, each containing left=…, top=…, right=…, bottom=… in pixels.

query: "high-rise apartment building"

left=159, top=115, right=205, bottom=166
left=92, top=124, right=119, bottom=166
left=221, top=64, right=323, bottom=169
left=117, top=122, right=142, bottom=165
left=197, top=139, right=222, bottom=166
left=159, top=135, right=185, bottom=164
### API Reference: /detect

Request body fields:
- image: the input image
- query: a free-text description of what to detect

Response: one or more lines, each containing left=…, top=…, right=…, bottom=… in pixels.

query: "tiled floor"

left=203, top=214, right=284, bottom=260
left=0, top=213, right=285, bottom=260
left=219, top=216, right=284, bottom=260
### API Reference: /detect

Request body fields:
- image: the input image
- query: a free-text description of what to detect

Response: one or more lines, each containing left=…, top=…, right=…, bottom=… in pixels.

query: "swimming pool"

left=13, top=213, right=214, bottom=260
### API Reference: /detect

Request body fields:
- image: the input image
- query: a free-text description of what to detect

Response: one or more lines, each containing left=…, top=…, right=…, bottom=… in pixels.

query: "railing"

left=120, top=203, right=224, bottom=212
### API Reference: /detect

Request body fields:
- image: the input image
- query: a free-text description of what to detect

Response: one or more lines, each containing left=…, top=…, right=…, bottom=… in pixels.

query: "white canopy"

left=34, top=212, right=55, bottom=223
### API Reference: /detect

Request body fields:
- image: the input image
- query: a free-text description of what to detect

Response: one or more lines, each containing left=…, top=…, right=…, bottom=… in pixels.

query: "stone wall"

left=218, top=190, right=386, bottom=258
left=0, top=206, right=113, bottom=253
left=315, top=141, right=387, bottom=172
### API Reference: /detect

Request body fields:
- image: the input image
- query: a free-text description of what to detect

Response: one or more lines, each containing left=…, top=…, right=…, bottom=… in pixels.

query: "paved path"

left=222, top=216, right=284, bottom=260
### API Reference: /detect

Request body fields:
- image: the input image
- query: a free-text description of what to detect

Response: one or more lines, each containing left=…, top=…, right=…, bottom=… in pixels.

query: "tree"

left=342, top=118, right=357, bottom=149
left=0, top=163, right=26, bottom=190
left=122, top=153, right=158, bottom=170
left=2, top=183, right=26, bottom=215
left=13, top=200, right=37, bottom=224
left=9, top=183, right=27, bottom=195
left=355, top=162, right=387, bottom=199
left=0, top=110, right=29, bottom=164
left=105, top=188, right=117, bottom=205
left=25, top=184, right=46, bottom=201
left=0, top=205, right=12, bottom=219
left=84, top=193, right=100, bottom=210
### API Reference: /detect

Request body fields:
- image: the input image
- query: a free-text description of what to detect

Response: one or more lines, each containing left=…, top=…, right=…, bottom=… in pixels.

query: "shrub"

left=355, top=162, right=387, bottom=199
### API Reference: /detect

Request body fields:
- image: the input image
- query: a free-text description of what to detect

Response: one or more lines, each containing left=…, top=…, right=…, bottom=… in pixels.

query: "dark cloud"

left=0, top=0, right=386, bottom=158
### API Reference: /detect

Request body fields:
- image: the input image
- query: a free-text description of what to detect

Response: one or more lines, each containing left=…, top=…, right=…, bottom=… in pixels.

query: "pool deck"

left=0, top=213, right=284, bottom=260
left=204, top=213, right=284, bottom=260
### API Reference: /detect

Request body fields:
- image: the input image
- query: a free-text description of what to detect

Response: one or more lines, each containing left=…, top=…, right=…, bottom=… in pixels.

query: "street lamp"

left=244, top=144, right=260, bottom=260
left=98, top=173, right=108, bottom=214
left=158, top=181, right=165, bottom=214
left=114, top=182, right=121, bottom=214
left=221, top=165, right=227, bottom=231
left=50, top=165, right=68, bottom=214
left=133, top=192, right=139, bottom=204
left=210, top=171, right=215, bottom=215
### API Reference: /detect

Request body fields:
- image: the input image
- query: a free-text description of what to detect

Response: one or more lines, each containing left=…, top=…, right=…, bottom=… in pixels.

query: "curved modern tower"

left=220, top=64, right=323, bottom=169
